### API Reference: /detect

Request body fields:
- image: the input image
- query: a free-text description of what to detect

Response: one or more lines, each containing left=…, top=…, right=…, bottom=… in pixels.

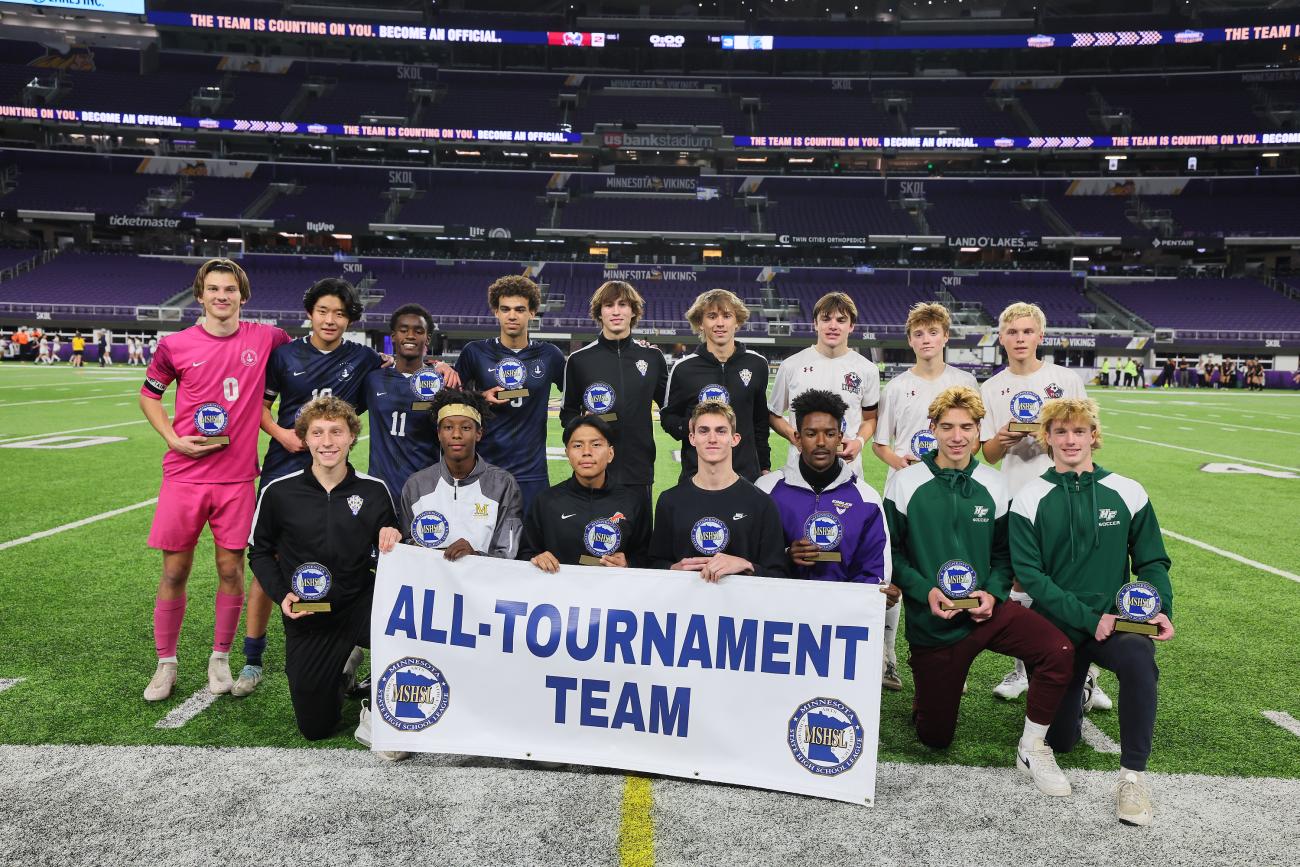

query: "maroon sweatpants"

left=908, top=601, right=1074, bottom=749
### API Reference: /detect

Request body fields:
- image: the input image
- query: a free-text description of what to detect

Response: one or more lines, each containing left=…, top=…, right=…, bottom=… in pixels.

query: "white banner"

left=370, top=547, right=885, bottom=805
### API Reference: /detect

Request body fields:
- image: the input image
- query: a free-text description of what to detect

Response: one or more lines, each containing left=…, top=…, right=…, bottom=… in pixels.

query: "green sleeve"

left=1010, top=511, right=1102, bottom=637
left=986, top=514, right=1013, bottom=601
left=884, top=498, right=935, bottom=606
left=1129, top=500, right=1174, bottom=621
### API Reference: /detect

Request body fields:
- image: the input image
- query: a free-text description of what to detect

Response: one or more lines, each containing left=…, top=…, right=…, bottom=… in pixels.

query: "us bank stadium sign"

left=600, top=131, right=716, bottom=150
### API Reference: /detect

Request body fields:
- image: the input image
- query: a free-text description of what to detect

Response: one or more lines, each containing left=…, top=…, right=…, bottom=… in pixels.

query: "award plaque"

left=290, top=562, right=332, bottom=614
left=1114, top=581, right=1161, bottom=636
left=411, top=510, right=450, bottom=549
left=1008, top=390, right=1044, bottom=434
left=583, top=381, right=618, bottom=422
left=580, top=517, right=622, bottom=566
left=409, top=367, right=444, bottom=411
left=494, top=356, right=530, bottom=400
left=803, top=511, right=844, bottom=563
left=937, top=559, right=981, bottom=610
left=193, top=402, right=230, bottom=446
left=909, top=429, right=937, bottom=459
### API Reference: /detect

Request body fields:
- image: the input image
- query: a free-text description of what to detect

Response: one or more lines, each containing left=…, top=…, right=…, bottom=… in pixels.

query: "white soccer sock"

left=159, top=655, right=178, bottom=665
left=1009, top=589, right=1033, bottom=608
left=210, top=650, right=229, bottom=660
left=1022, top=719, right=1050, bottom=744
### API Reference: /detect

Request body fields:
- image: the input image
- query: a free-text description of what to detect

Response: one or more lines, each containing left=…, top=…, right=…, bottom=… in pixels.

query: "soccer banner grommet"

left=370, top=546, right=885, bottom=806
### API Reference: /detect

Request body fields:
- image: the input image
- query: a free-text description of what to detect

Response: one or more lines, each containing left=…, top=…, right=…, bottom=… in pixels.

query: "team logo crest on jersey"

left=583, top=518, right=623, bottom=557
left=1116, top=582, right=1161, bottom=623
left=1099, top=508, right=1120, bottom=527
left=787, top=697, right=864, bottom=777
left=339, top=365, right=351, bottom=380
left=409, top=367, right=444, bottom=401
left=241, top=348, right=258, bottom=366
left=841, top=372, right=862, bottom=395
left=1045, top=382, right=1063, bottom=399
left=972, top=505, right=990, bottom=523
left=739, top=369, right=752, bottom=387
left=698, top=383, right=730, bottom=404
left=494, top=357, right=528, bottom=390
left=690, top=517, right=730, bottom=555
left=831, top=499, right=854, bottom=515
left=411, top=510, right=450, bottom=547
left=193, top=402, right=228, bottom=437
left=803, top=512, right=844, bottom=551
left=937, top=560, right=978, bottom=598
left=530, top=362, right=546, bottom=380
left=290, top=562, right=331, bottom=602
left=473, top=503, right=490, bottom=519
left=636, top=359, right=649, bottom=377
left=347, top=495, right=364, bottom=516
left=909, top=429, right=937, bottom=459
left=583, top=381, right=616, bottom=414
left=1010, top=390, right=1044, bottom=423
left=377, top=656, right=450, bottom=733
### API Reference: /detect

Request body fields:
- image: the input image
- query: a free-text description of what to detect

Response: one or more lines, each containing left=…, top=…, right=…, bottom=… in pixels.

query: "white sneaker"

left=355, top=701, right=411, bottom=762
left=1084, top=664, right=1113, bottom=712
left=207, top=653, right=234, bottom=695
left=881, top=661, right=902, bottom=692
left=342, top=646, right=364, bottom=694
left=1017, top=737, right=1072, bottom=797
left=231, top=664, right=263, bottom=698
left=993, top=667, right=1028, bottom=700
left=1116, top=770, right=1153, bottom=826
left=144, top=661, right=177, bottom=701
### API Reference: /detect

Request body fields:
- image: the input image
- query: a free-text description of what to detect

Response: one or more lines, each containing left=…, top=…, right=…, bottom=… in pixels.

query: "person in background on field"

left=70, top=331, right=85, bottom=368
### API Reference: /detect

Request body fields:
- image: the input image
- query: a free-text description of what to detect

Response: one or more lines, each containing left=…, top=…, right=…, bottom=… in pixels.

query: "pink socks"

left=213, top=591, right=245, bottom=653
left=153, top=595, right=187, bottom=660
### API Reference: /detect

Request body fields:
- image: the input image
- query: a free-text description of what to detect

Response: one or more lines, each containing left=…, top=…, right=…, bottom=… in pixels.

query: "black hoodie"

left=519, top=474, right=652, bottom=567
left=660, top=341, right=771, bottom=481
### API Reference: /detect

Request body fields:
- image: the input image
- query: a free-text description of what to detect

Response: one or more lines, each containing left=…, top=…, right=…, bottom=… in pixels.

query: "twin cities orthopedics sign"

left=369, top=547, right=885, bottom=805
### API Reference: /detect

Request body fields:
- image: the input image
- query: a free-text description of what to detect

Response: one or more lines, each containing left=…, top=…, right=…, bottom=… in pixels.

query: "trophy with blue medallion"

left=409, top=367, right=444, bottom=411
left=193, top=402, right=230, bottom=445
left=1114, top=581, right=1161, bottom=635
left=803, top=511, right=844, bottom=562
left=937, top=559, right=981, bottom=610
left=1008, top=390, right=1044, bottom=434
left=580, top=517, right=622, bottom=566
left=290, top=562, right=332, bottom=613
left=494, top=356, right=531, bottom=400
left=583, top=381, right=618, bottom=421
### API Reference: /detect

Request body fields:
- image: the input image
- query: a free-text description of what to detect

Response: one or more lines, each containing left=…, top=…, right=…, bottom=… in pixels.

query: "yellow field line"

left=618, top=775, right=654, bottom=867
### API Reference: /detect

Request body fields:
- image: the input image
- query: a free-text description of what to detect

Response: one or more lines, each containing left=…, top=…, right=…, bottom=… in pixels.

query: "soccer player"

left=560, top=280, right=667, bottom=514
left=883, top=386, right=1074, bottom=796
left=979, top=302, right=1108, bottom=709
left=456, top=275, right=566, bottom=513
left=247, top=396, right=400, bottom=744
left=649, top=400, right=787, bottom=581
left=399, top=388, right=524, bottom=560
left=661, top=289, right=771, bottom=482
left=521, top=415, right=650, bottom=571
left=1010, top=398, right=1174, bottom=825
left=70, top=332, right=85, bottom=368
left=364, top=304, right=441, bottom=499
left=768, top=291, right=880, bottom=479
left=872, top=302, right=977, bottom=690
left=756, top=389, right=898, bottom=607
left=139, top=258, right=290, bottom=701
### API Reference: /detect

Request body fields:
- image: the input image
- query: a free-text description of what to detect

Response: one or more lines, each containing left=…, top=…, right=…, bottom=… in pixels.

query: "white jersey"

left=768, top=345, right=880, bottom=478
left=874, top=364, right=979, bottom=482
left=980, top=362, right=1086, bottom=495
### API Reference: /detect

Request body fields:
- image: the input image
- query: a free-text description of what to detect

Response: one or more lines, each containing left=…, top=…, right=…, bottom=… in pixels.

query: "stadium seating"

left=1095, top=278, right=1300, bottom=332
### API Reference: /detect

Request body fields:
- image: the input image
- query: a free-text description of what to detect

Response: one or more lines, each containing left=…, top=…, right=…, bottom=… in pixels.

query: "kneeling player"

left=757, top=389, right=899, bottom=610
left=399, top=389, right=524, bottom=560
left=1010, top=398, right=1174, bottom=826
left=649, top=400, right=787, bottom=581
left=247, top=397, right=401, bottom=750
left=884, top=386, right=1075, bottom=796
left=521, top=415, right=650, bottom=571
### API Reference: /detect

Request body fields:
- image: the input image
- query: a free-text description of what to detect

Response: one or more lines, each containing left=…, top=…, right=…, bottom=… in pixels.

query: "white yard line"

left=0, top=678, right=25, bottom=695
left=1105, top=433, right=1300, bottom=473
left=1162, top=529, right=1300, bottom=584
left=0, top=391, right=139, bottom=409
left=0, top=499, right=158, bottom=551
left=1262, top=711, right=1300, bottom=740
left=154, top=689, right=220, bottom=730
left=1105, top=407, right=1300, bottom=437
left=0, top=419, right=149, bottom=445
left=1080, top=719, right=1121, bottom=754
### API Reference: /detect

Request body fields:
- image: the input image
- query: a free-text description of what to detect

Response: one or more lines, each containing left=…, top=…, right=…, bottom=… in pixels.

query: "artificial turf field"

left=0, top=360, right=1297, bottom=865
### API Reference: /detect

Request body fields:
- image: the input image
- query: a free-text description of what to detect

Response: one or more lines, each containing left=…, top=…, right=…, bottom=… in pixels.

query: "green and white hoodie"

left=1009, top=464, right=1173, bottom=644
left=883, top=453, right=1013, bottom=648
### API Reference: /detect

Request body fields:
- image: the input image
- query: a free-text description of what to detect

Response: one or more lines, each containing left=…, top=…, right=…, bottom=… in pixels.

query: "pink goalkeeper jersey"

left=141, top=321, right=290, bottom=483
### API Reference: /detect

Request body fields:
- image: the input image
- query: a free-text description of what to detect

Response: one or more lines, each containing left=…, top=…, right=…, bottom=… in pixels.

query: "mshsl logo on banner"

left=370, top=547, right=884, bottom=805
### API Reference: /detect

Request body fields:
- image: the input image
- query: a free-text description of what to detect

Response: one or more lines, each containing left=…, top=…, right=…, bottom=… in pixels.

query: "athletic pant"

left=1046, top=632, right=1158, bottom=771
left=517, top=477, right=550, bottom=517
left=908, top=601, right=1073, bottom=749
left=283, top=591, right=370, bottom=741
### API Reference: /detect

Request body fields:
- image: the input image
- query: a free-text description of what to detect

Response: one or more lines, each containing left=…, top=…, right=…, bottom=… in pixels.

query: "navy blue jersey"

left=455, top=338, right=565, bottom=482
left=260, top=336, right=383, bottom=484
left=363, top=367, right=439, bottom=498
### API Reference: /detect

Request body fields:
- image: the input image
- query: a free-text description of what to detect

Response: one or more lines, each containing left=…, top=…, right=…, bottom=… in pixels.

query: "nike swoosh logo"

left=562, top=513, right=576, bottom=519
left=375, top=392, right=385, bottom=396
left=733, top=513, right=746, bottom=520
left=191, top=360, right=205, bottom=367
left=293, top=371, right=306, bottom=376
